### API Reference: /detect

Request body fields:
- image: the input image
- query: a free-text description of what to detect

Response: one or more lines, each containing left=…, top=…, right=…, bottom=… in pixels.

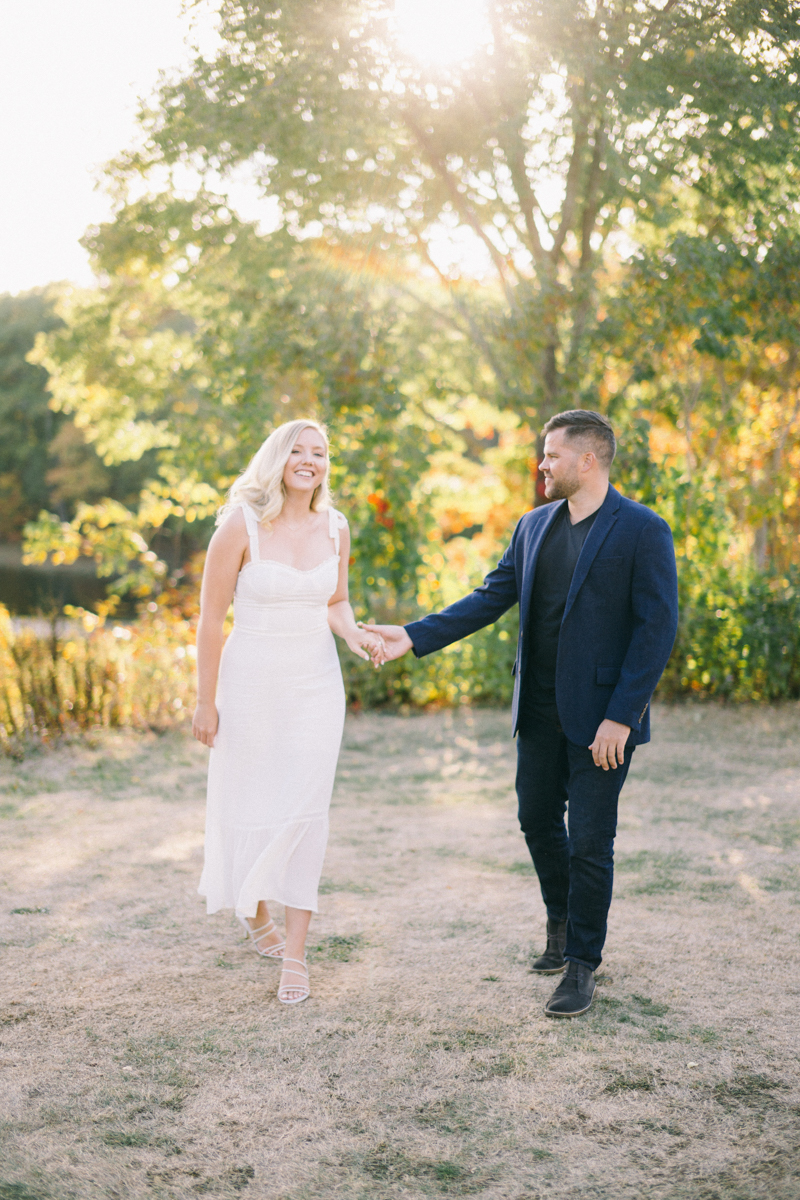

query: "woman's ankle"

left=283, top=942, right=307, bottom=963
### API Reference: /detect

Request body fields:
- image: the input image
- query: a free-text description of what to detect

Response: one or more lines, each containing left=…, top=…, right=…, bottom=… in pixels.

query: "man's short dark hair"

left=541, top=409, right=616, bottom=469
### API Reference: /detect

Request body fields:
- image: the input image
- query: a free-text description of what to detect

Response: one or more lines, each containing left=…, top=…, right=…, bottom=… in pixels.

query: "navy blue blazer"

left=405, top=485, right=679, bottom=746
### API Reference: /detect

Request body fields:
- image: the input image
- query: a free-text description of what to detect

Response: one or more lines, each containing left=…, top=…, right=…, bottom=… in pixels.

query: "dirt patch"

left=1, top=703, right=800, bottom=1199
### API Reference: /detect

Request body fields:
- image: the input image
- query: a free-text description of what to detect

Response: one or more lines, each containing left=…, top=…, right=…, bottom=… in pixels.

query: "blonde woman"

left=193, top=420, right=384, bottom=1004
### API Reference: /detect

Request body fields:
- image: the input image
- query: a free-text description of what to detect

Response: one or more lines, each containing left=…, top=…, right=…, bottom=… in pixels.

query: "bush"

left=660, top=569, right=800, bottom=701
left=0, top=604, right=196, bottom=753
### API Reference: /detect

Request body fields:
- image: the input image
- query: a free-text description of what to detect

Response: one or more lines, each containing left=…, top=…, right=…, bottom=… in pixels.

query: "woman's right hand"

left=192, top=701, right=219, bottom=747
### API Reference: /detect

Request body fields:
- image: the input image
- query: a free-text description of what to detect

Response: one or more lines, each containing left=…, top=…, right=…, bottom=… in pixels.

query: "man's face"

left=539, top=428, right=584, bottom=500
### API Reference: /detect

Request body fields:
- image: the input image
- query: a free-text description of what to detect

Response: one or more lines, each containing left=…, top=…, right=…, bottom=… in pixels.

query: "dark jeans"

left=516, top=708, right=633, bottom=971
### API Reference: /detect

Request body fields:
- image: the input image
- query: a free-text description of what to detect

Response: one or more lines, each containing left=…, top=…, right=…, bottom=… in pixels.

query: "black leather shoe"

left=544, top=961, right=595, bottom=1017
left=530, top=918, right=567, bottom=974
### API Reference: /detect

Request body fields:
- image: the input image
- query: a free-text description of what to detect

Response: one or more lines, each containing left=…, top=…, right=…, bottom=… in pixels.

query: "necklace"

left=281, top=512, right=313, bottom=532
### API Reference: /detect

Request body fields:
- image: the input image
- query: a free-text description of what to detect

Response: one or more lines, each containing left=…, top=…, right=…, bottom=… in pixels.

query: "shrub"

left=660, top=568, right=800, bottom=701
left=0, top=604, right=195, bottom=753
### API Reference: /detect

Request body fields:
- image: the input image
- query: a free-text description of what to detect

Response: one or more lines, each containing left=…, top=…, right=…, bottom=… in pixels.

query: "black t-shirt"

left=523, top=503, right=599, bottom=721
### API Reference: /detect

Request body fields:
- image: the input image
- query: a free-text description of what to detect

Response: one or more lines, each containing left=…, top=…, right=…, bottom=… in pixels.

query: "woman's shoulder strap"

left=240, top=503, right=260, bottom=562
left=327, top=507, right=347, bottom=555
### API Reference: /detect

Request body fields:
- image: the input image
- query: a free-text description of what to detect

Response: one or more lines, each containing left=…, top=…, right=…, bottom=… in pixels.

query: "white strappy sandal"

left=237, top=915, right=285, bottom=959
left=277, top=958, right=310, bottom=1005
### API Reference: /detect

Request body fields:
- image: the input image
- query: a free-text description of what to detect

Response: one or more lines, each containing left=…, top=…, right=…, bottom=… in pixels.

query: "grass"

left=310, top=933, right=365, bottom=961
left=603, top=1071, right=657, bottom=1094
left=1, top=703, right=800, bottom=1199
left=351, top=1142, right=498, bottom=1194
left=712, top=1072, right=788, bottom=1111
left=0, top=1185, right=48, bottom=1200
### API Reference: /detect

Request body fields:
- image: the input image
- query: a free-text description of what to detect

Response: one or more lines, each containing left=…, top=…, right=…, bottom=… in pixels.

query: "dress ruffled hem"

left=198, top=812, right=329, bottom=916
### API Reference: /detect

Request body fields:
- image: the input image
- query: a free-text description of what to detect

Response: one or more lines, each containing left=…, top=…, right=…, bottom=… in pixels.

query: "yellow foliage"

left=0, top=604, right=197, bottom=752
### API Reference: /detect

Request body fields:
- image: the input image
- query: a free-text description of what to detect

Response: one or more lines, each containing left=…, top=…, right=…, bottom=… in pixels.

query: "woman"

left=192, top=419, right=384, bottom=1004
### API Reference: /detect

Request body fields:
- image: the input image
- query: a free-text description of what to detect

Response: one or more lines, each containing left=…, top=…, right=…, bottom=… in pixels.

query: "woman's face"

left=282, top=426, right=328, bottom=498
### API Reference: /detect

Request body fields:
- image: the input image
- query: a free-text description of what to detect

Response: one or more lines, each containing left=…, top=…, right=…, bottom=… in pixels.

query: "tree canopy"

left=17, top=0, right=800, bottom=618
left=122, top=0, right=800, bottom=418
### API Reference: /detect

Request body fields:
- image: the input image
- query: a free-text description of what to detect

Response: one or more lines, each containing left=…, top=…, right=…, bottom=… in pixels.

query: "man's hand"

left=361, top=623, right=413, bottom=661
left=589, top=719, right=631, bottom=771
left=345, top=627, right=386, bottom=668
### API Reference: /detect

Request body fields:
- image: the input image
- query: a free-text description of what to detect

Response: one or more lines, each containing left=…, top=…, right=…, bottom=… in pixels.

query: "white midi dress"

left=198, top=503, right=347, bottom=917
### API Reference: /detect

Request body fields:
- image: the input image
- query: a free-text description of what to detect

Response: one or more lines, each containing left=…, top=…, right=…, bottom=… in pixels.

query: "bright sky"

left=0, top=0, right=199, bottom=295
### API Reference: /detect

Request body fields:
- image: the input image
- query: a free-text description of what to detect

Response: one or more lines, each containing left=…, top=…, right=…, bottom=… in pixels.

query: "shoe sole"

left=530, top=963, right=567, bottom=975
left=543, top=994, right=595, bottom=1018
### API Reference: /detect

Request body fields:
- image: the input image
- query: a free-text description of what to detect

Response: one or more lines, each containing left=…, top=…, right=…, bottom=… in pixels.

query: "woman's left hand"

left=345, top=629, right=386, bottom=667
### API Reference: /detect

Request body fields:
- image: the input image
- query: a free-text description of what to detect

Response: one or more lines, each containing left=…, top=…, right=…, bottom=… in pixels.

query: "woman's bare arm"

left=326, top=524, right=384, bottom=665
left=192, top=510, right=248, bottom=746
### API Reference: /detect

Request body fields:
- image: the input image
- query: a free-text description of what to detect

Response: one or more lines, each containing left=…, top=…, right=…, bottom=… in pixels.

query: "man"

left=372, top=410, right=678, bottom=1017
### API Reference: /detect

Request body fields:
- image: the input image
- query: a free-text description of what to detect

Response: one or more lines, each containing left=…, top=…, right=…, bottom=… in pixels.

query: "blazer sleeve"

left=404, top=524, right=521, bottom=658
left=604, top=514, right=679, bottom=730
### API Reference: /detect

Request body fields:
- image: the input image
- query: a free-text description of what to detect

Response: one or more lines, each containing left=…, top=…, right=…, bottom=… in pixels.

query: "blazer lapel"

left=518, top=499, right=565, bottom=631
left=562, top=485, right=621, bottom=623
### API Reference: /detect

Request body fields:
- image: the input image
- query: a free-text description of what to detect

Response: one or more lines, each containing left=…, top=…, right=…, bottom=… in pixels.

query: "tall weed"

left=0, top=605, right=195, bottom=754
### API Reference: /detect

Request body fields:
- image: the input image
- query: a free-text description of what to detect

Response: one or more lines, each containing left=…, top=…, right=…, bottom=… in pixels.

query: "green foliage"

left=601, top=225, right=800, bottom=577
left=124, top=0, right=800, bottom=417
left=0, top=291, right=63, bottom=537
left=21, top=502, right=169, bottom=601
left=661, top=568, right=800, bottom=701
left=26, top=196, right=433, bottom=614
left=9, top=0, right=800, bottom=718
left=0, top=290, right=156, bottom=544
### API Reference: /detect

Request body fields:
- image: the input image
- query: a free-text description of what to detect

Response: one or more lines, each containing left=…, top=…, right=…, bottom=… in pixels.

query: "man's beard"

left=544, top=471, right=580, bottom=500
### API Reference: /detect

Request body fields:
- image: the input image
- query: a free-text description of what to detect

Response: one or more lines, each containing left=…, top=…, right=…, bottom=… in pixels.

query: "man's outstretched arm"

left=368, top=524, right=522, bottom=661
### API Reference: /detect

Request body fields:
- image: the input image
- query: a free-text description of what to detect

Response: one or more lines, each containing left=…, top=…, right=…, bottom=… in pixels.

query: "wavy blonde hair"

left=217, top=419, right=332, bottom=528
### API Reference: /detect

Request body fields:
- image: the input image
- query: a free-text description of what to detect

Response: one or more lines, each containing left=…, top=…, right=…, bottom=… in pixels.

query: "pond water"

left=0, top=544, right=121, bottom=615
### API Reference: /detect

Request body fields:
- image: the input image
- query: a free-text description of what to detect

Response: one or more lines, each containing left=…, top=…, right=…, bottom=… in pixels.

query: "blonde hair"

left=217, top=419, right=332, bottom=528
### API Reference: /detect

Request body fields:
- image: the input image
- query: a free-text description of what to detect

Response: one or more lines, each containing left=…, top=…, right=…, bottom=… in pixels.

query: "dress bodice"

left=232, top=504, right=346, bottom=636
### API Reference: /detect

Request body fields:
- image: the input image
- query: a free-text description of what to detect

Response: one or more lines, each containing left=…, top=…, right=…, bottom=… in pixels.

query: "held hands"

left=589, top=718, right=631, bottom=770
left=360, top=623, right=413, bottom=662
left=192, top=701, right=219, bottom=748
left=346, top=627, right=386, bottom=668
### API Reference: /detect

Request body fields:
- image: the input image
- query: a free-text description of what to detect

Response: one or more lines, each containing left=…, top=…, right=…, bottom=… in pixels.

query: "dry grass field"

left=1, top=703, right=799, bottom=1200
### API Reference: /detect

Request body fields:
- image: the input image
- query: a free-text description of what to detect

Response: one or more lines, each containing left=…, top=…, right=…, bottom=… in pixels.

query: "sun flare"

left=393, top=0, right=491, bottom=66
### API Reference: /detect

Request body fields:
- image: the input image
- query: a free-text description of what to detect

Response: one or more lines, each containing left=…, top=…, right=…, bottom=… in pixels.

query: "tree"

left=597, top=230, right=800, bottom=572
left=120, top=0, right=800, bottom=441
left=0, top=292, right=63, bottom=539
left=0, top=290, right=156, bottom=545
left=26, top=195, right=434, bottom=616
